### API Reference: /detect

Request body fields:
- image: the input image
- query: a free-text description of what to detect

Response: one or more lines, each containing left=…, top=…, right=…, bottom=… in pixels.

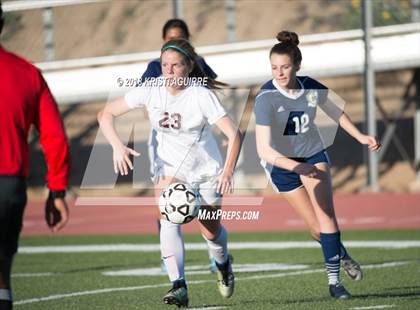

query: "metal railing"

left=36, top=22, right=420, bottom=72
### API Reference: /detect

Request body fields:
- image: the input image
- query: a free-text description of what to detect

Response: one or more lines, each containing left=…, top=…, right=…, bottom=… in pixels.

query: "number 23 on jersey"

left=159, top=112, right=182, bottom=130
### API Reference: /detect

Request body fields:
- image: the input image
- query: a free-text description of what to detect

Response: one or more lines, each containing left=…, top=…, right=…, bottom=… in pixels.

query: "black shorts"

left=0, top=176, right=27, bottom=257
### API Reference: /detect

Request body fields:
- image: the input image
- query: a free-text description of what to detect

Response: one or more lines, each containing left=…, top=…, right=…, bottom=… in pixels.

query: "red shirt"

left=0, top=46, right=70, bottom=191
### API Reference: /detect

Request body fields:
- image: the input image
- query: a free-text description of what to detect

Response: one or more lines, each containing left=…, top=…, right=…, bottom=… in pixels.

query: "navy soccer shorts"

left=266, top=150, right=331, bottom=193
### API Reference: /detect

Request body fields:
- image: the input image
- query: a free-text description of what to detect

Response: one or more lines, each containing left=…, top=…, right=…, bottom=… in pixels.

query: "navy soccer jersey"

left=254, top=76, right=329, bottom=159
left=141, top=56, right=217, bottom=80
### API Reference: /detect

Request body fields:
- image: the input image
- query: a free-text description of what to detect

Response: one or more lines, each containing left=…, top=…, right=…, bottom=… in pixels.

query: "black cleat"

left=163, top=280, right=189, bottom=308
left=329, top=282, right=352, bottom=299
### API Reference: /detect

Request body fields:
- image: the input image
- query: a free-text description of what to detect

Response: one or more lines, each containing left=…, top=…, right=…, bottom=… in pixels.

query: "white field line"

left=12, top=264, right=309, bottom=278
left=189, top=307, right=227, bottom=310
left=350, top=305, right=396, bottom=309
left=103, top=263, right=309, bottom=277
left=18, top=240, right=420, bottom=254
left=230, top=261, right=413, bottom=282
left=14, top=261, right=415, bottom=306
left=12, top=263, right=308, bottom=278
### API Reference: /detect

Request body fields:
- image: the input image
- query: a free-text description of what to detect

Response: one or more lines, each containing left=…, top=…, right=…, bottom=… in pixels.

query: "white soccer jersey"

left=124, top=80, right=226, bottom=183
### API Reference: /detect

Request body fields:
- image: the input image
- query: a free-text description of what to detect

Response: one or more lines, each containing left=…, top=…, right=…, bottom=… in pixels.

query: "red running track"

left=21, top=193, right=419, bottom=236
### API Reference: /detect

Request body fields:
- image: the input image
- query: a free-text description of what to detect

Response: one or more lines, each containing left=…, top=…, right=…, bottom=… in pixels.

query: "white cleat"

left=341, top=255, right=363, bottom=281
left=216, top=255, right=235, bottom=298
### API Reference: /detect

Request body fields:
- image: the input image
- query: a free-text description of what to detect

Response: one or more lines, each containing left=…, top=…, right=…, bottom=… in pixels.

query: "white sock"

left=160, top=219, right=185, bottom=282
left=0, top=289, right=12, bottom=301
left=202, top=225, right=228, bottom=265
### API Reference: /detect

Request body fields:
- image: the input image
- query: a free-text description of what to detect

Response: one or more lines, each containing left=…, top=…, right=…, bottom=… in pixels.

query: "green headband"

left=161, top=45, right=192, bottom=61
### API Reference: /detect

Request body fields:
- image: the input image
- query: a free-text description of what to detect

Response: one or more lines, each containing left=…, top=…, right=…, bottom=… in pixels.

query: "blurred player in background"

left=141, top=18, right=219, bottom=274
left=254, top=31, right=381, bottom=299
left=141, top=18, right=217, bottom=81
left=0, top=4, right=70, bottom=309
left=98, top=38, right=241, bottom=307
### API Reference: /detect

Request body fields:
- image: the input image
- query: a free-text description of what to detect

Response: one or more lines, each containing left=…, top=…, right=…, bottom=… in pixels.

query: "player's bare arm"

left=97, top=97, right=140, bottom=175
left=255, top=124, right=318, bottom=177
left=214, top=116, right=242, bottom=194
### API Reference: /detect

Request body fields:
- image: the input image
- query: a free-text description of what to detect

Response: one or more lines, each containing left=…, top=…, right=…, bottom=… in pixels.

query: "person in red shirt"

left=0, top=5, right=70, bottom=309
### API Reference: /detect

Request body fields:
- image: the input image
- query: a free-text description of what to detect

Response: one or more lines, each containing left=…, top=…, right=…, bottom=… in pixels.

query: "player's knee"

left=310, top=227, right=321, bottom=241
left=305, top=220, right=320, bottom=241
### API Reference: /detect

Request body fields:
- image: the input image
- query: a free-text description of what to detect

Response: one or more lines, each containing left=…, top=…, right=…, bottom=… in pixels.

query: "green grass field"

left=13, top=230, right=420, bottom=309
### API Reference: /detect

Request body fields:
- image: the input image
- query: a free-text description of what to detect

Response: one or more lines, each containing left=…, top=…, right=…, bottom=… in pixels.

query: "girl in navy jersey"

left=142, top=18, right=216, bottom=81
left=254, top=31, right=381, bottom=299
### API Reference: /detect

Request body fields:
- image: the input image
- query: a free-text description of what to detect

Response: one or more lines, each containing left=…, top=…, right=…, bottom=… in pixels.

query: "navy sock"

left=316, top=233, right=347, bottom=258
left=336, top=231, right=348, bottom=258
left=339, top=241, right=348, bottom=259
left=320, top=232, right=341, bottom=285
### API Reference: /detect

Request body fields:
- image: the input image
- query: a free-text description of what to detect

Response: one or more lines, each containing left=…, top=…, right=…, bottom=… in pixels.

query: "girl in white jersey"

left=142, top=21, right=220, bottom=275
left=98, top=39, right=241, bottom=308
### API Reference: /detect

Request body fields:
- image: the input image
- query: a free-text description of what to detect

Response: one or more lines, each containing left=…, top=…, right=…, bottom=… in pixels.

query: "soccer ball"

left=159, top=183, right=201, bottom=224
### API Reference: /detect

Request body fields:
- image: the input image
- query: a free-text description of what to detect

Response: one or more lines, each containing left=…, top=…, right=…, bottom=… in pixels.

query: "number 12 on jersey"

left=284, top=111, right=309, bottom=135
